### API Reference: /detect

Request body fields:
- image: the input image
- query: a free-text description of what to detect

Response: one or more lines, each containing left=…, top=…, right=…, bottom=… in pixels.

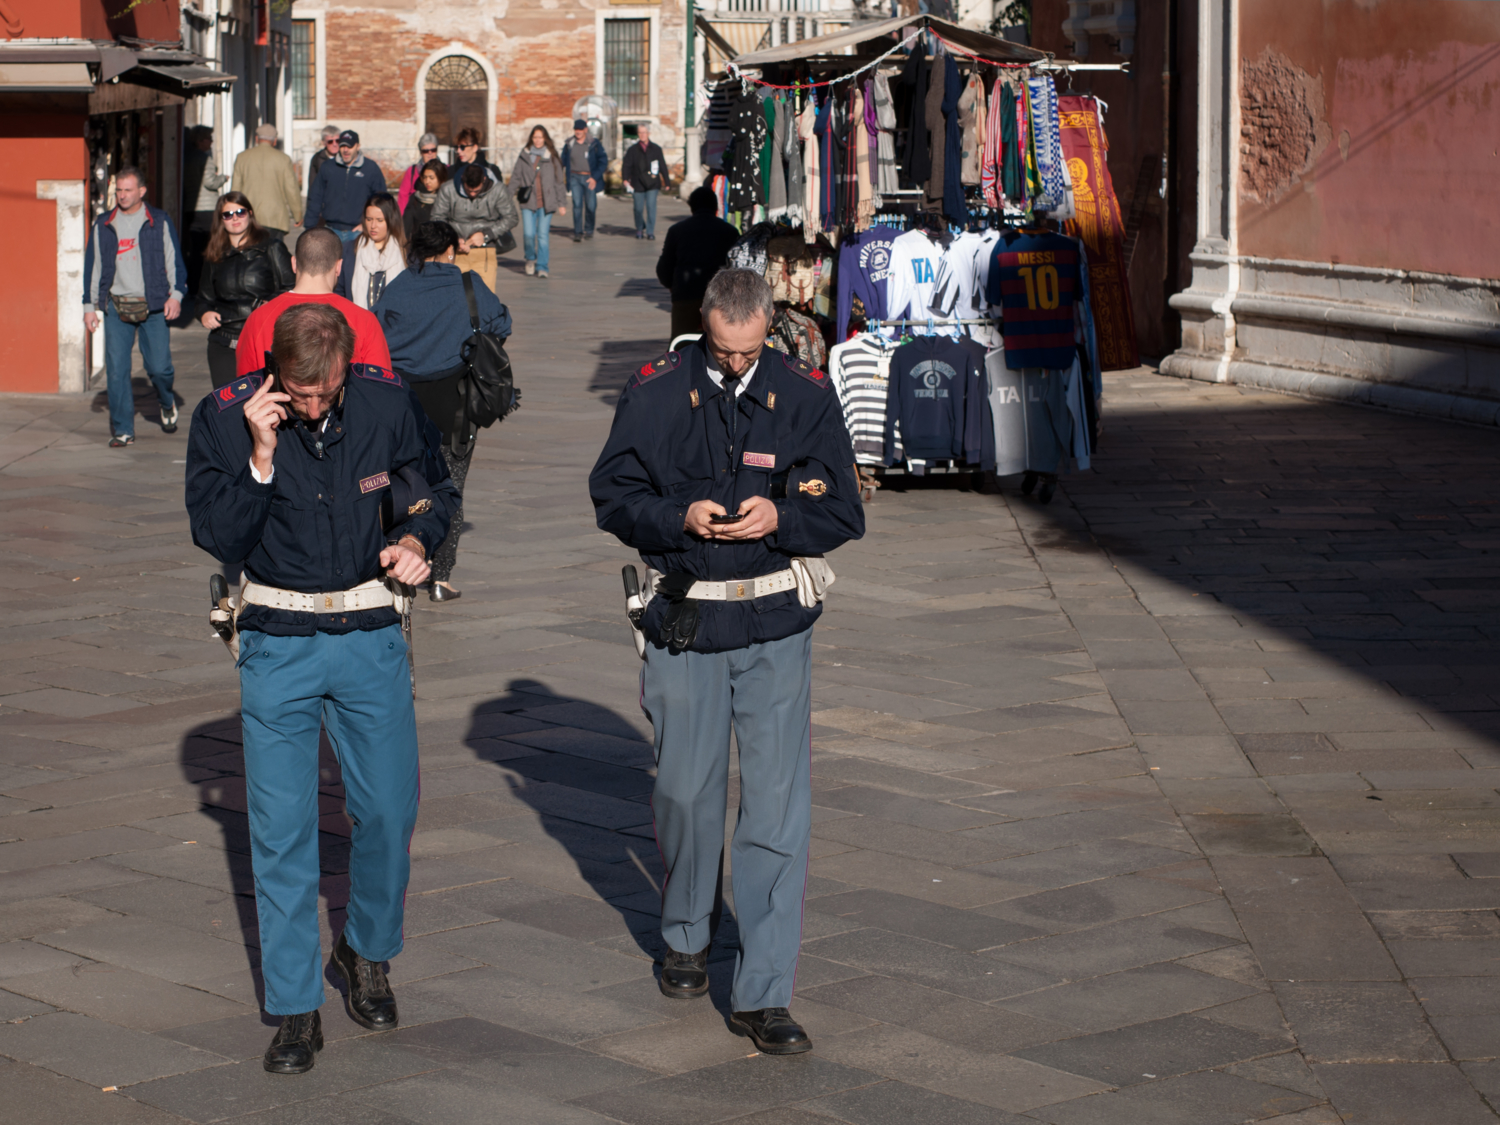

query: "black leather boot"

left=330, top=932, right=398, bottom=1030
left=263, top=1010, right=323, bottom=1074
left=659, top=947, right=709, bottom=999
left=730, top=1007, right=812, bottom=1055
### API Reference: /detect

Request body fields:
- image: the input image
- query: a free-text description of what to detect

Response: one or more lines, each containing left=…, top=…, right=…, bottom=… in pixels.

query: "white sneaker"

left=524, top=261, right=535, bottom=276
left=537, top=269, right=549, bottom=278
left=160, top=403, right=179, bottom=433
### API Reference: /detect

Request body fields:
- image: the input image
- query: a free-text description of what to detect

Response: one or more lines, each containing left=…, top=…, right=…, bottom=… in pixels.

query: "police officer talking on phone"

left=589, top=269, right=864, bottom=1055
left=184, top=304, right=456, bottom=1074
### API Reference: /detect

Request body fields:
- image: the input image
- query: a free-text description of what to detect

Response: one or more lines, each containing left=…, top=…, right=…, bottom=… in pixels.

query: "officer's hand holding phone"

left=244, top=375, right=292, bottom=480
left=685, top=497, right=778, bottom=541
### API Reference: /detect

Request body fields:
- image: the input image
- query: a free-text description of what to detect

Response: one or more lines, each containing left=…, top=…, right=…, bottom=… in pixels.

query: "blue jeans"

left=238, top=624, right=419, bottom=1015
left=331, top=226, right=360, bottom=244
left=104, top=304, right=174, bottom=438
left=521, top=207, right=551, bottom=271
left=641, top=627, right=813, bottom=1012
left=633, top=188, right=659, bottom=236
left=568, top=172, right=597, bottom=236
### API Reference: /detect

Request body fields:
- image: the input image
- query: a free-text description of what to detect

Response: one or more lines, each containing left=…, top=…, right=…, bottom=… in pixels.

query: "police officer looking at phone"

left=184, top=304, right=456, bottom=1075
left=589, top=269, right=864, bottom=1055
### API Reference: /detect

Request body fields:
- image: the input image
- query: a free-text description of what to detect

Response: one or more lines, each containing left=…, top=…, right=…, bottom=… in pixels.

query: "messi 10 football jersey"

left=985, top=228, right=1081, bottom=370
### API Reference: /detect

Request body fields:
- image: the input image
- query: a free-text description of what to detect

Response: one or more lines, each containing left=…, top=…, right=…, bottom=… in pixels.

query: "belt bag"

left=112, top=295, right=150, bottom=324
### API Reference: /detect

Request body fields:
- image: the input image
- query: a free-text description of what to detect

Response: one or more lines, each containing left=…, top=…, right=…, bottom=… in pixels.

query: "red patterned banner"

left=1057, top=96, right=1139, bottom=371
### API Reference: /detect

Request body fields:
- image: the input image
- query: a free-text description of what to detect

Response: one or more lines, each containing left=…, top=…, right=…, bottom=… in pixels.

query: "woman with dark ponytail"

left=372, top=221, right=512, bottom=602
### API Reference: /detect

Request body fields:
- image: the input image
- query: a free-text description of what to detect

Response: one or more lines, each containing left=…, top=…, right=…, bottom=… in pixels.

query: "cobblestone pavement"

left=3, top=202, right=1500, bottom=1123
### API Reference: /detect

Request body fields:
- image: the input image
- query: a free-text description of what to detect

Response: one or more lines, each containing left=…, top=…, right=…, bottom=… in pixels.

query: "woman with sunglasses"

left=397, top=133, right=441, bottom=213
left=197, top=191, right=293, bottom=388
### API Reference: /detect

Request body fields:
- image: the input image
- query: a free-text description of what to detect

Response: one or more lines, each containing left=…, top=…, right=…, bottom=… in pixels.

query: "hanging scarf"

left=1057, top=94, right=1139, bottom=371
left=1026, top=74, right=1067, bottom=214
left=999, top=80, right=1022, bottom=206
left=351, top=236, right=405, bottom=310
left=800, top=94, right=821, bottom=243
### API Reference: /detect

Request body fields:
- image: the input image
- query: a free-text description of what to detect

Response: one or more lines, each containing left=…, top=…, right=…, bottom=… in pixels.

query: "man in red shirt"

left=237, top=228, right=391, bottom=375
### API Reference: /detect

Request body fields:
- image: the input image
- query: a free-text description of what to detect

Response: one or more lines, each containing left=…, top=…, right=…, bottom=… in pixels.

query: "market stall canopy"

left=0, top=40, right=234, bottom=94
left=731, top=14, right=1047, bottom=69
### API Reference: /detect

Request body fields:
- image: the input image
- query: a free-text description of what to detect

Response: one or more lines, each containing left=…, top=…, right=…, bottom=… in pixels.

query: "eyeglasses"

left=458, top=143, right=477, bottom=151
left=220, top=208, right=249, bottom=219
left=420, top=147, right=438, bottom=155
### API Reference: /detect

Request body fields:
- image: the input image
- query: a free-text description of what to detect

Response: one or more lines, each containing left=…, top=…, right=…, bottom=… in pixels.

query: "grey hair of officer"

left=701, top=268, right=774, bottom=326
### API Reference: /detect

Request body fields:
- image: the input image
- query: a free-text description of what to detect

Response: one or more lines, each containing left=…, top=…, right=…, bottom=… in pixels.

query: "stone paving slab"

left=3, top=205, right=1500, bottom=1120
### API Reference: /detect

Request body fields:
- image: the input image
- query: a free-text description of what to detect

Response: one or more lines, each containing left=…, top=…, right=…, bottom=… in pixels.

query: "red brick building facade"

left=288, top=0, right=689, bottom=188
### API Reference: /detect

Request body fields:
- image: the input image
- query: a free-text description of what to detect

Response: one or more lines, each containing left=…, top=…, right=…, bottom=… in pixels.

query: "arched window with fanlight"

left=424, top=54, right=489, bottom=150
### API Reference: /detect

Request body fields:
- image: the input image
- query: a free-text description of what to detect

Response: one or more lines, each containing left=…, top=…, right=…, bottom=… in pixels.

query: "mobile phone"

left=709, top=512, right=745, bottom=524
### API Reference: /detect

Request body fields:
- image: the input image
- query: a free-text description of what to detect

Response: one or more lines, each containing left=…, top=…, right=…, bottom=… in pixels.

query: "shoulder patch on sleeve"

left=351, top=364, right=406, bottom=389
left=785, top=354, right=830, bottom=387
left=213, top=372, right=263, bottom=412
left=627, top=350, right=682, bottom=389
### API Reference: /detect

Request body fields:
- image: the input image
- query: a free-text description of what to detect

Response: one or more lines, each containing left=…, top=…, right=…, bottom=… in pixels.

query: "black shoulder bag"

left=457, top=271, right=520, bottom=443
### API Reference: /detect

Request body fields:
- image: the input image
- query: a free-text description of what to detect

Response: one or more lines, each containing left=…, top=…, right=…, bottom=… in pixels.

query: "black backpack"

left=459, top=271, right=520, bottom=432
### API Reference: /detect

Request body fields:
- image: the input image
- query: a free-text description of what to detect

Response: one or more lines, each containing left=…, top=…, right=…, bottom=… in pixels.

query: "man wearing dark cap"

left=305, top=129, right=386, bottom=242
left=561, top=118, right=607, bottom=243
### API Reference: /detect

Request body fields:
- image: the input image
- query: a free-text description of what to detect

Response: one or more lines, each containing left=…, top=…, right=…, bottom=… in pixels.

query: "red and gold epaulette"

left=213, top=372, right=263, bottom=411
left=352, top=364, right=406, bottom=389
left=631, top=350, right=681, bottom=386
left=784, top=354, right=830, bottom=387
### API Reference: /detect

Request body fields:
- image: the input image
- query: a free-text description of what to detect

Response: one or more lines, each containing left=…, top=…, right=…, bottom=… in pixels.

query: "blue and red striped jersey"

left=985, top=229, right=1081, bottom=370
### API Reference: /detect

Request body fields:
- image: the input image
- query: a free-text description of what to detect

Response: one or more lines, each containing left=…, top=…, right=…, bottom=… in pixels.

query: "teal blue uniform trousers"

left=237, top=624, right=419, bottom=1016
left=641, top=627, right=813, bottom=1012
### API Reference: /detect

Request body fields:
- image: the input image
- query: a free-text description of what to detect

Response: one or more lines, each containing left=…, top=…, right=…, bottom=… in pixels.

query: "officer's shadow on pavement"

left=178, top=716, right=354, bottom=1023
left=588, top=338, right=674, bottom=405
left=463, top=679, right=742, bottom=1001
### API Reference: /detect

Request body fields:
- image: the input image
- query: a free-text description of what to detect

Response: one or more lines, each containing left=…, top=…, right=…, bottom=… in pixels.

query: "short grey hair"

left=321, top=124, right=339, bottom=139
left=701, top=268, right=774, bottom=326
left=418, top=132, right=438, bottom=148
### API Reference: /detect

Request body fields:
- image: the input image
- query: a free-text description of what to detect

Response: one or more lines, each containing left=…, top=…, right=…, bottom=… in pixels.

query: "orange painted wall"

left=0, top=125, right=87, bottom=393
left=1238, top=0, right=1500, bottom=278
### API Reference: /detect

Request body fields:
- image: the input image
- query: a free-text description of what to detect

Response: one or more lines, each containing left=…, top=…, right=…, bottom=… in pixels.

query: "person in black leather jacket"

left=198, top=191, right=294, bottom=388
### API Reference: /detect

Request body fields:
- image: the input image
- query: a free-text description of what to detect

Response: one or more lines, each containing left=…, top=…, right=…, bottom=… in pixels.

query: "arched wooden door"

left=425, top=55, right=488, bottom=149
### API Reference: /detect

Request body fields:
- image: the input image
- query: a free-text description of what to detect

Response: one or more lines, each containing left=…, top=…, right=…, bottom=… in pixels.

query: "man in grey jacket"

left=431, top=164, right=518, bottom=295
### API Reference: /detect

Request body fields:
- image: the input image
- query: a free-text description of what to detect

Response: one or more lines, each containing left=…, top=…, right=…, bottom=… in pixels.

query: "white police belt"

left=241, top=578, right=410, bottom=615
left=644, top=558, right=834, bottom=610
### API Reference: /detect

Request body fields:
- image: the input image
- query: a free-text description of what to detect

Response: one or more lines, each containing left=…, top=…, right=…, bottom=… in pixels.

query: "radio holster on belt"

left=208, top=574, right=243, bottom=660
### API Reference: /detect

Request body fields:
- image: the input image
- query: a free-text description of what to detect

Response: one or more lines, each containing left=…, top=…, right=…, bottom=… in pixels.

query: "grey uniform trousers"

left=641, top=626, right=813, bottom=1013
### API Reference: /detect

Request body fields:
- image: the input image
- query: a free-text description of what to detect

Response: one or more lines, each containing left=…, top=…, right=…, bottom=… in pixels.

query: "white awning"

left=0, top=62, right=94, bottom=92
left=731, top=14, right=1046, bottom=69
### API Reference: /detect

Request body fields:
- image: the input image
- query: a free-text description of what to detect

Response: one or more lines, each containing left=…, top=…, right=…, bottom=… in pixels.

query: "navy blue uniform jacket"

left=185, top=364, right=458, bottom=637
left=590, top=341, right=865, bottom=653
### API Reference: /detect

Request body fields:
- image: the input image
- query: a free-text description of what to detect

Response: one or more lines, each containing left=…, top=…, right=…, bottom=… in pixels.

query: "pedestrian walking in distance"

left=656, top=186, right=740, bottom=340
left=397, top=133, right=441, bottom=213
left=83, top=166, right=187, bottom=447
left=308, top=124, right=340, bottom=185
left=334, top=193, right=406, bottom=310
left=305, top=130, right=386, bottom=243
left=432, top=162, right=518, bottom=296
left=622, top=124, right=669, bottom=239
left=561, top=118, right=607, bottom=242
left=589, top=269, right=865, bottom=1055
left=197, top=191, right=294, bottom=388
left=183, top=126, right=227, bottom=295
left=450, top=126, right=504, bottom=187
left=511, top=125, right=567, bottom=279
left=374, top=220, right=513, bottom=601
left=402, top=159, right=448, bottom=241
left=185, top=302, right=457, bottom=1075
left=231, top=123, right=304, bottom=241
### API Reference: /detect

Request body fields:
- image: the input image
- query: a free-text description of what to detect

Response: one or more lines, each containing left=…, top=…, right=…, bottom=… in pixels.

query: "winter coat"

left=372, top=262, right=512, bottom=379
left=655, top=212, right=740, bottom=303
left=305, top=153, right=387, bottom=230
left=510, top=148, right=566, bottom=212
left=197, top=236, right=294, bottom=345
left=231, top=144, right=304, bottom=231
left=402, top=191, right=437, bottom=241
left=622, top=140, right=670, bottom=193
left=84, top=202, right=186, bottom=314
left=431, top=176, right=519, bottom=243
left=560, top=137, right=608, bottom=183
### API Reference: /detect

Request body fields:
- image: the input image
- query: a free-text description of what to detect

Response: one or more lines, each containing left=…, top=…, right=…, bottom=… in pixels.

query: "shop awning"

left=0, top=40, right=235, bottom=95
left=732, top=14, right=1046, bottom=68
left=0, top=62, right=96, bottom=92
left=129, top=62, right=236, bottom=93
